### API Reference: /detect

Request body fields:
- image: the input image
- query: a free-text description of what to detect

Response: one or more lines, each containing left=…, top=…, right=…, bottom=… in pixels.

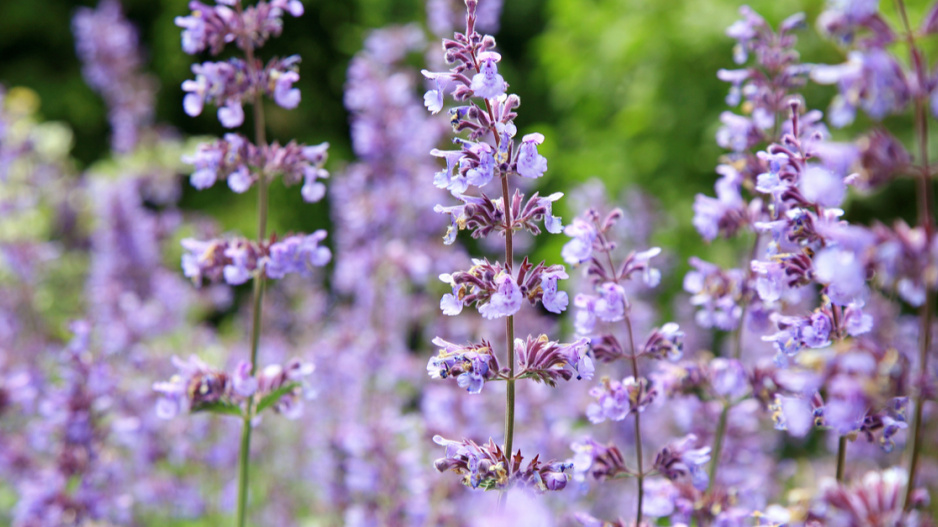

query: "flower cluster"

left=423, top=0, right=579, bottom=496
left=433, top=436, right=572, bottom=492
left=153, top=355, right=314, bottom=420
left=568, top=4, right=937, bottom=525
left=181, top=231, right=330, bottom=286
left=439, top=257, right=568, bottom=319
left=156, top=1, right=331, bottom=522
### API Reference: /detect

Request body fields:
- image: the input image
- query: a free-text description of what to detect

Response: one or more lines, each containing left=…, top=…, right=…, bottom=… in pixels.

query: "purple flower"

left=811, top=50, right=909, bottom=127
left=770, top=394, right=814, bottom=437
left=223, top=240, right=253, bottom=285
left=683, top=257, right=744, bottom=330
left=218, top=101, right=244, bottom=128
left=641, top=323, right=684, bottom=361
left=73, top=0, right=155, bottom=152
left=265, top=231, right=331, bottom=279
left=153, top=355, right=230, bottom=418
left=516, top=132, right=548, bottom=179
left=586, top=376, right=656, bottom=423
left=843, top=302, right=873, bottom=336
left=232, top=361, right=258, bottom=398
left=478, top=271, right=522, bottom=319
left=540, top=272, right=568, bottom=314
left=693, top=165, right=746, bottom=241
left=716, top=111, right=760, bottom=152
left=439, top=273, right=464, bottom=315
left=465, top=142, right=495, bottom=187
left=227, top=165, right=253, bottom=193
left=653, top=434, right=712, bottom=491
left=427, top=338, right=500, bottom=394
left=814, top=247, right=867, bottom=305
left=569, top=438, right=628, bottom=482
left=562, top=217, right=597, bottom=265
left=422, top=76, right=444, bottom=114
left=516, top=335, right=592, bottom=384
left=801, top=165, right=845, bottom=208
left=273, top=70, right=301, bottom=109
left=469, top=51, right=506, bottom=100
left=430, top=148, right=463, bottom=192
left=709, top=358, right=749, bottom=400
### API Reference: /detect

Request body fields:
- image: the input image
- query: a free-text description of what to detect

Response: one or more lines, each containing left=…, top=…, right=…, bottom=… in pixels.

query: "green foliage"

left=191, top=400, right=244, bottom=417
left=255, top=382, right=299, bottom=414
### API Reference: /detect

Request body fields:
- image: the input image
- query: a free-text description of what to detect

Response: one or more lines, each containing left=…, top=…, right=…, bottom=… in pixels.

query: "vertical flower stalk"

left=564, top=208, right=702, bottom=525
left=159, top=1, right=328, bottom=524
left=423, top=0, right=581, bottom=502
left=894, top=0, right=934, bottom=509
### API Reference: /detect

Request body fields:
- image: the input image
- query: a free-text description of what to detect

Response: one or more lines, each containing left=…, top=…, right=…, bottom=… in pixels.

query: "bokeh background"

left=2, top=0, right=937, bottom=525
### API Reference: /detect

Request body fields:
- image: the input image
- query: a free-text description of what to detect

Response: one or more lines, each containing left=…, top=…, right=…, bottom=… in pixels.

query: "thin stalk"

left=600, top=237, right=645, bottom=525
left=836, top=435, right=847, bottom=482
left=498, top=169, right=516, bottom=511
left=624, top=316, right=645, bottom=527
left=895, top=0, right=934, bottom=511
left=708, top=402, right=730, bottom=491
left=235, top=37, right=269, bottom=527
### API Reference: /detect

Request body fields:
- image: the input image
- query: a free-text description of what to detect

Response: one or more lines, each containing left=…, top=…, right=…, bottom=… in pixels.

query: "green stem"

left=624, top=316, right=644, bottom=527
left=894, top=0, right=934, bottom=511
left=599, top=236, right=645, bottom=525
left=498, top=164, right=516, bottom=510
left=708, top=402, right=730, bottom=491
left=235, top=35, right=269, bottom=527
left=835, top=435, right=847, bottom=482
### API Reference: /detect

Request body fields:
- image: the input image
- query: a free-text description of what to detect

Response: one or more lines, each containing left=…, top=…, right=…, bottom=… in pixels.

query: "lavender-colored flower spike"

left=73, top=0, right=156, bottom=152
left=422, top=0, right=573, bottom=498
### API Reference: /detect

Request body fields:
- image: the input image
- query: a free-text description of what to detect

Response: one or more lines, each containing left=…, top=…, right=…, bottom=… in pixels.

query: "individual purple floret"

left=652, top=434, right=712, bottom=491
left=516, top=132, right=548, bottom=179
left=469, top=51, right=506, bottom=100
left=574, top=282, right=628, bottom=334
left=640, top=323, right=684, bottom=361
left=769, top=393, right=817, bottom=438
left=152, top=355, right=233, bottom=418
left=562, top=216, right=598, bottom=265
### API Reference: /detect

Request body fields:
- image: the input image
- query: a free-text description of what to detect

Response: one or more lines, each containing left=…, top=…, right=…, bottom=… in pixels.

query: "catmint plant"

left=683, top=2, right=935, bottom=523
left=155, top=1, right=329, bottom=524
left=422, top=0, right=582, bottom=501
left=562, top=207, right=712, bottom=526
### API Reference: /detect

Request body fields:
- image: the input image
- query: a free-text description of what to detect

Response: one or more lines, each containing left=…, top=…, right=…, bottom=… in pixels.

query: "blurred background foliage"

left=0, top=0, right=932, bottom=293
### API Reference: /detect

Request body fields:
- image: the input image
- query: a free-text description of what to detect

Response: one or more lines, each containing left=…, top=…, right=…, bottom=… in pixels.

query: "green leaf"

left=191, top=400, right=243, bottom=418
left=256, top=383, right=299, bottom=414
